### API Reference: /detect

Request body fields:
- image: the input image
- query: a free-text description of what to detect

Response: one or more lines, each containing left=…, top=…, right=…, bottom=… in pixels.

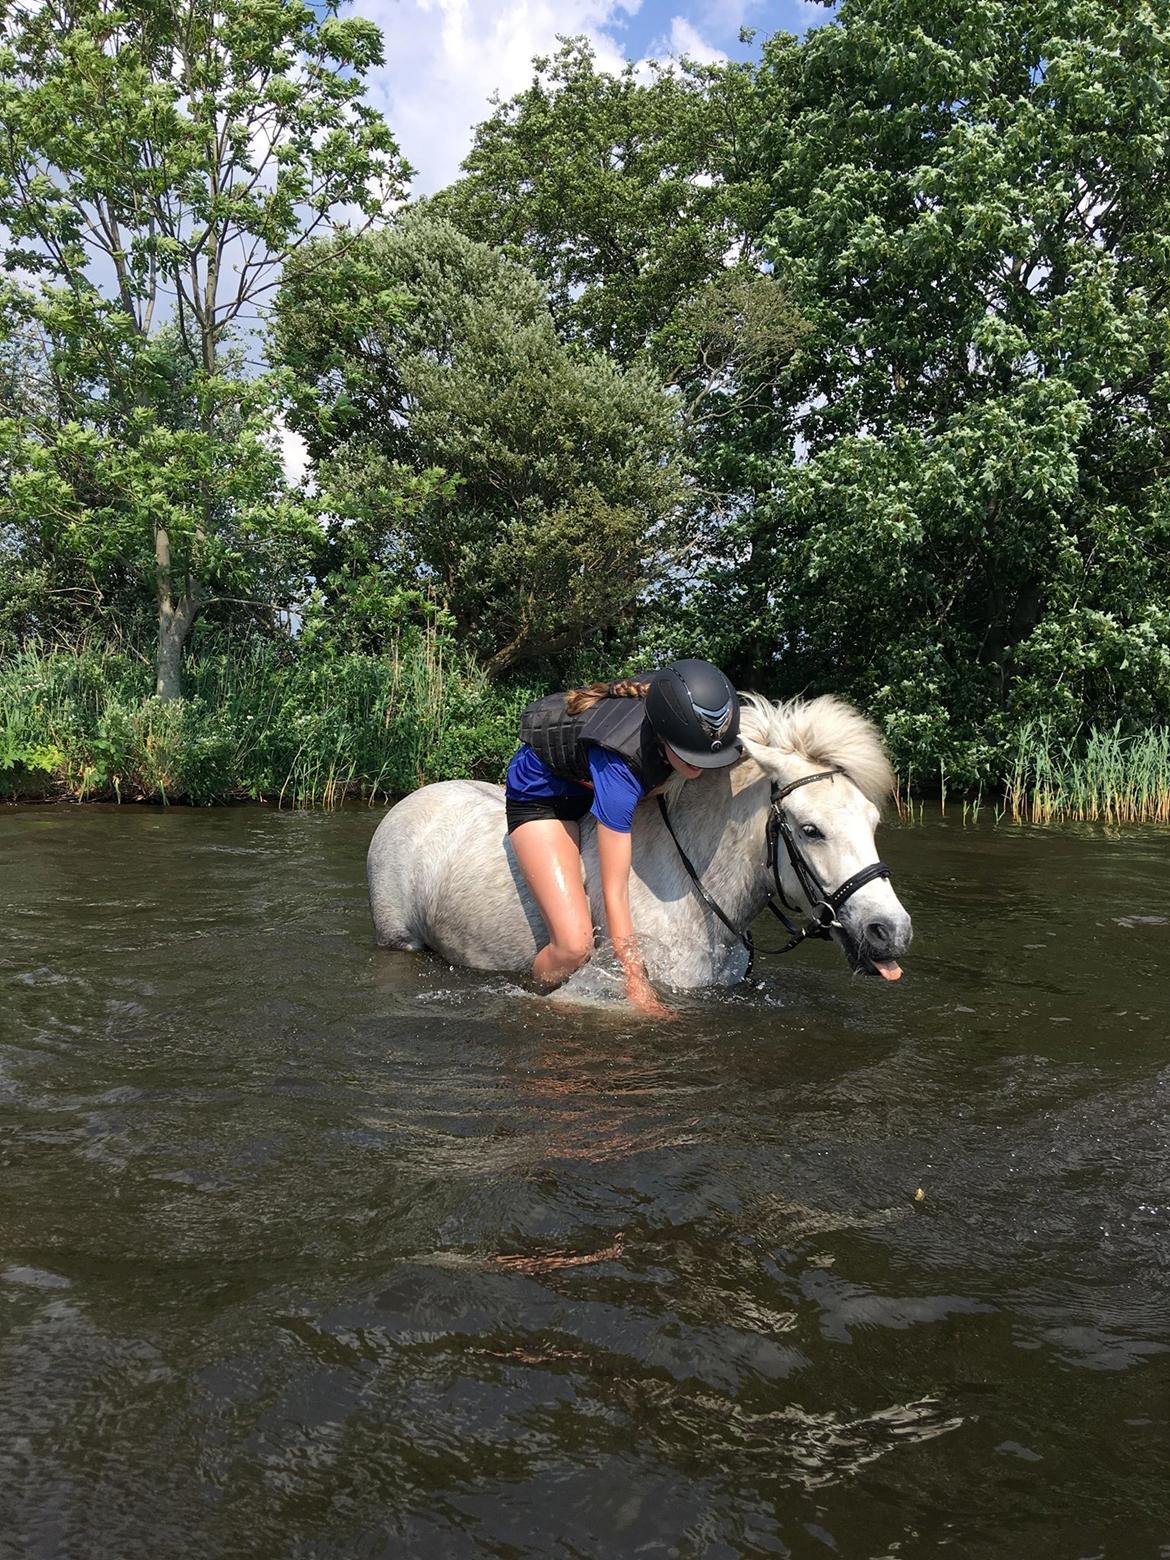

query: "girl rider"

left=506, top=659, right=742, bottom=1017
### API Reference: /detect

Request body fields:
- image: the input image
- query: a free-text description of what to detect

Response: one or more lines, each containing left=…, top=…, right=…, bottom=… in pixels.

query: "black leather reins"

left=656, top=793, right=758, bottom=971
left=657, top=768, right=894, bottom=976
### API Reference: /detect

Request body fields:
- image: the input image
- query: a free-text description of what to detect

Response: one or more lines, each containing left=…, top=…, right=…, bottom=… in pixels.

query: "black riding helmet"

left=646, top=659, right=742, bottom=769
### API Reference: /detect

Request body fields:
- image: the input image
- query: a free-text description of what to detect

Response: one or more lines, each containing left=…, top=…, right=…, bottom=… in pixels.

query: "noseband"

left=656, top=768, right=894, bottom=975
left=764, top=770, right=892, bottom=953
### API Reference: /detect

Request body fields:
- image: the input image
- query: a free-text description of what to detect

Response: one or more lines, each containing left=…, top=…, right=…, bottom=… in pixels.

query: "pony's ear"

left=739, top=735, right=784, bottom=777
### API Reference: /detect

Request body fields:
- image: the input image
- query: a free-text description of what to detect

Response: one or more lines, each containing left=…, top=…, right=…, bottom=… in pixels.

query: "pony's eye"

left=801, top=823, right=823, bottom=841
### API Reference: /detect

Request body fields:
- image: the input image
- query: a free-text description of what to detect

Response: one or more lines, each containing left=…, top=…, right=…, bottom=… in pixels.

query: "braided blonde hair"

left=563, top=678, right=651, bottom=716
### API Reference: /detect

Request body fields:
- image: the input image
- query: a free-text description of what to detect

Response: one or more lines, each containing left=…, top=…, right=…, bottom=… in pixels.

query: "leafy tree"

left=273, top=212, right=686, bottom=676
left=434, top=37, right=809, bottom=422
left=0, top=303, right=79, bottom=649
left=703, top=0, right=1170, bottom=780
left=439, top=11, right=1170, bottom=784
left=434, top=37, right=807, bottom=665
left=434, top=37, right=774, bottom=370
left=0, top=0, right=407, bottom=697
left=0, top=304, right=307, bottom=655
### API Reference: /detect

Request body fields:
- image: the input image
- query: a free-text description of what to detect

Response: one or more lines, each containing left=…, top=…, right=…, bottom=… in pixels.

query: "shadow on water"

left=1, top=803, right=1169, bottom=1557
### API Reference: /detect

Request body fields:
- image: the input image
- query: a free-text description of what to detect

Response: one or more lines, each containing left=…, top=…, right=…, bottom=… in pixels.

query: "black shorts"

left=505, top=791, right=593, bottom=834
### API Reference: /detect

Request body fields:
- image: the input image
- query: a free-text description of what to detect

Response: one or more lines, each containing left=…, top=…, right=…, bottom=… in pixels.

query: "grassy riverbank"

left=5, top=646, right=1170, bottom=821
left=0, top=642, right=538, bottom=806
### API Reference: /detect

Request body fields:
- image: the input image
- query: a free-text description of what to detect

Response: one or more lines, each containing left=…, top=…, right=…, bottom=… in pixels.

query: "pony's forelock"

left=738, top=693, right=895, bottom=806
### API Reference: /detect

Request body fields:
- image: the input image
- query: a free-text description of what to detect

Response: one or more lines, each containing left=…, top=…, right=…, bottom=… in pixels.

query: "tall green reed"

left=7, top=645, right=1170, bottom=819
left=1005, top=720, right=1170, bottom=824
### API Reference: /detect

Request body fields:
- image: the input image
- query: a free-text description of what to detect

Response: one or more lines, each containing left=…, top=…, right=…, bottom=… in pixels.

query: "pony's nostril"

left=866, top=920, right=891, bottom=948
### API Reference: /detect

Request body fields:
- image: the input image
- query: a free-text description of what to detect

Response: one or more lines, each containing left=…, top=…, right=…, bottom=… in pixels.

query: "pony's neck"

left=666, top=761, right=774, bottom=929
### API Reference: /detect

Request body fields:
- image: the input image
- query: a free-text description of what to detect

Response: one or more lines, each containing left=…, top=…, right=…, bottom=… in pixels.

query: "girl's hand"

left=625, top=972, right=677, bottom=1021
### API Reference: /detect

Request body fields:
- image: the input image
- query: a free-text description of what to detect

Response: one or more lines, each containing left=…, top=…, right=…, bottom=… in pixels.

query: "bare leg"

left=510, top=818, right=594, bottom=987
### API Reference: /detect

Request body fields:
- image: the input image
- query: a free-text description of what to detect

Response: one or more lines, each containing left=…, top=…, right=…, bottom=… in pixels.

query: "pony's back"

left=367, top=780, right=543, bottom=969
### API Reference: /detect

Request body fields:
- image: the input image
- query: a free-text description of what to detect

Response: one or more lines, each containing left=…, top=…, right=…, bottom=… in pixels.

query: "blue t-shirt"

left=505, top=743, right=647, bottom=833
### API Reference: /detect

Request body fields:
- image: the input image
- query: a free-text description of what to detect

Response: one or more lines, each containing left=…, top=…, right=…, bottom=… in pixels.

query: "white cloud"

left=355, top=0, right=645, bottom=195
left=275, top=417, right=311, bottom=488
left=657, top=16, right=727, bottom=63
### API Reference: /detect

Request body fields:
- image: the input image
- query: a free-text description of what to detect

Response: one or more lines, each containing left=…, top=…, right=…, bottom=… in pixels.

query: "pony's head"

left=739, top=694, right=912, bottom=978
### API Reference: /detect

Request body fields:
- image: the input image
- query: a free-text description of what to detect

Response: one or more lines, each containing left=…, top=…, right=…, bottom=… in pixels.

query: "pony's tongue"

left=872, top=960, right=903, bottom=981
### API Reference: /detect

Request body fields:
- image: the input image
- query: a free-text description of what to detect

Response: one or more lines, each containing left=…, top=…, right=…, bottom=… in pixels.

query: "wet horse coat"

left=367, top=695, right=913, bottom=989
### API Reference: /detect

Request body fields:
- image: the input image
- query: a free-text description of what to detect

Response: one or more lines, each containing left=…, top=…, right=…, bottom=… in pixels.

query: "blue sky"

left=351, top=0, right=828, bottom=196
left=594, top=0, right=821, bottom=61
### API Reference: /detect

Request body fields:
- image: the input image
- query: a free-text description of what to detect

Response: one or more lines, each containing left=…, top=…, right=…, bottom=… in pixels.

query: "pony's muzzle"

left=862, top=911, right=912, bottom=959
left=839, top=889, right=912, bottom=978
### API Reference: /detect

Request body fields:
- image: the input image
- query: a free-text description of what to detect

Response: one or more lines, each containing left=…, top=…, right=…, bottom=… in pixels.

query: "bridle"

left=763, top=769, right=892, bottom=952
left=657, top=767, right=893, bottom=977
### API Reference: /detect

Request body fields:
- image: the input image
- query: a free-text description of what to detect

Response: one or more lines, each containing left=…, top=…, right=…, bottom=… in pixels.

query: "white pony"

left=367, top=693, right=912, bottom=990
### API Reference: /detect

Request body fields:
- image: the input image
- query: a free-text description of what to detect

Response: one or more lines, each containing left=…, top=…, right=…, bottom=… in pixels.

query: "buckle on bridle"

left=764, top=769, right=893, bottom=955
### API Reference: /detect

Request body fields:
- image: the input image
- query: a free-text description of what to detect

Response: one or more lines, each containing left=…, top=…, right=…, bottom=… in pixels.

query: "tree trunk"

left=156, top=621, right=181, bottom=701
left=154, top=615, right=181, bottom=699
left=154, top=521, right=199, bottom=701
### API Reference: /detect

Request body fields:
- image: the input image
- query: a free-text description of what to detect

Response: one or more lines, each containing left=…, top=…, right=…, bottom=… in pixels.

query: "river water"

left=1, top=804, right=1168, bottom=1558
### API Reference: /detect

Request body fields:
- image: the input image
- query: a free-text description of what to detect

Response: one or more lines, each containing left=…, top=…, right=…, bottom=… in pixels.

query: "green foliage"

left=5, top=3, right=1170, bottom=808
left=0, top=640, right=540, bottom=805
left=0, top=0, right=408, bottom=695
left=647, top=0, right=1170, bottom=786
left=438, top=7, right=1170, bottom=790
left=1004, top=722, right=1170, bottom=824
left=10, top=640, right=1170, bottom=821
left=434, top=37, right=773, bottom=367
left=0, top=0, right=402, bottom=292
left=298, top=567, right=455, bottom=660
left=273, top=211, right=687, bottom=677
left=434, top=37, right=808, bottom=470
left=0, top=325, right=321, bottom=610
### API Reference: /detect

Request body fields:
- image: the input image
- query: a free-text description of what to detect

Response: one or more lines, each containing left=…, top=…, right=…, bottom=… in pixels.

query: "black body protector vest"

left=520, top=689, right=674, bottom=793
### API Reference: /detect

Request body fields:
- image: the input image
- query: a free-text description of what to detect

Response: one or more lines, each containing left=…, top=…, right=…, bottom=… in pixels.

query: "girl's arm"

left=596, top=822, right=675, bottom=1019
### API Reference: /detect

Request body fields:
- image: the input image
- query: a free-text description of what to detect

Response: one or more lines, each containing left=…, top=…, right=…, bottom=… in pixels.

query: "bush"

left=0, top=637, right=542, bottom=805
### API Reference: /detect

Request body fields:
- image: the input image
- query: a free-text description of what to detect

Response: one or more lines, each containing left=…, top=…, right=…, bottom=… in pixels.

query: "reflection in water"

left=649, top=1390, right=967, bottom=1492
left=1, top=804, right=1170, bottom=1557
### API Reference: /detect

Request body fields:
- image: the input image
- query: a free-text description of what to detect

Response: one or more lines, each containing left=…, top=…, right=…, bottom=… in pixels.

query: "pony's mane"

left=738, top=693, right=895, bottom=806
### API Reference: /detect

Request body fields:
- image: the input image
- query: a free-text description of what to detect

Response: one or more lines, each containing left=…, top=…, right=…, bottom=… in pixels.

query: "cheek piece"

left=765, top=771, right=892, bottom=944
left=656, top=768, right=896, bottom=977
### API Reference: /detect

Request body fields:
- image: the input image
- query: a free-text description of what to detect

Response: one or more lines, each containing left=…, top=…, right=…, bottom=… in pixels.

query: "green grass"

left=0, top=638, right=540, bottom=805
